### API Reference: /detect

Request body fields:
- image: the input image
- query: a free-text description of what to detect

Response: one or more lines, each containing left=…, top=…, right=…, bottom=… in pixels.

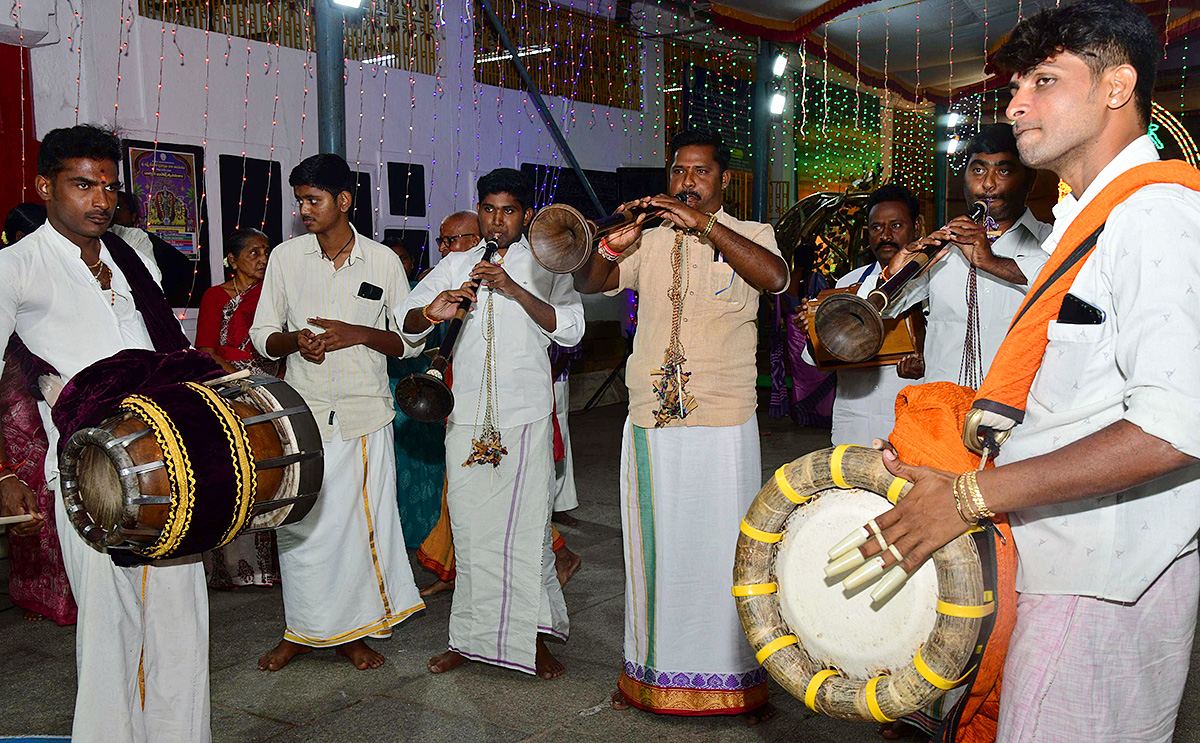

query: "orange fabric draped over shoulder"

left=888, top=160, right=1200, bottom=742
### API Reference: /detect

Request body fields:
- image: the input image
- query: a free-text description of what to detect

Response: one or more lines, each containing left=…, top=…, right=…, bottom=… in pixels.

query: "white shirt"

left=249, top=226, right=421, bottom=442
left=814, top=262, right=918, bottom=447
left=400, top=236, right=585, bottom=428
left=1000, top=135, right=1200, bottom=602
left=897, top=209, right=1052, bottom=384
left=109, top=224, right=164, bottom=286
left=0, top=222, right=161, bottom=483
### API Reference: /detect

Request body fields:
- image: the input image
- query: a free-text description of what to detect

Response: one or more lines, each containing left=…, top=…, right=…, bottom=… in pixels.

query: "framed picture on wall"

left=123, top=140, right=208, bottom=259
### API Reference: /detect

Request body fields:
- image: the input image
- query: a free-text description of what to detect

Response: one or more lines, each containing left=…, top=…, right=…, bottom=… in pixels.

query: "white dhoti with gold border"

left=278, top=419, right=424, bottom=646
left=444, top=416, right=568, bottom=674
left=617, top=417, right=769, bottom=714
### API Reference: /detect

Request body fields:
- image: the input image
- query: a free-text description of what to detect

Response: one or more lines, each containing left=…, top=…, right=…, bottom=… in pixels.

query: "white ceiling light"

left=475, top=44, right=553, bottom=65
left=772, top=53, right=788, bottom=77
left=946, top=112, right=961, bottom=128
left=769, top=91, right=787, bottom=115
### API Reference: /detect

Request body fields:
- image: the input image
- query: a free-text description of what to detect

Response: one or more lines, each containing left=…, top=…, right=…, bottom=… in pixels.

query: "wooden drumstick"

left=0, top=514, right=36, bottom=526
left=204, top=369, right=252, bottom=387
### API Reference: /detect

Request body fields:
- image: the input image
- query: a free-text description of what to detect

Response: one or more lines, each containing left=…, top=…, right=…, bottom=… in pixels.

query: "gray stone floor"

left=2, top=399, right=1198, bottom=741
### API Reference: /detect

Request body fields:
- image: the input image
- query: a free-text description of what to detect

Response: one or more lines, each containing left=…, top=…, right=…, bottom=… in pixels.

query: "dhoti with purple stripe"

left=443, top=416, right=568, bottom=674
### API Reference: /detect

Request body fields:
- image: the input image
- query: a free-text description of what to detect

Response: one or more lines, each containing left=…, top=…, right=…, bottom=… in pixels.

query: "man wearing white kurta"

left=251, top=154, right=424, bottom=672
left=403, top=169, right=584, bottom=678
left=573, top=130, right=789, bottom=717
left=0, top=126, right=210, bottom=743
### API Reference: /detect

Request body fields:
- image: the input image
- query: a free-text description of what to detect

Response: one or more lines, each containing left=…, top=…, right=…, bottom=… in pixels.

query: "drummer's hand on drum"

left=859, top=450, right=968, bottom=577
left=424, top=281, right=478, bottom=321
left=296, top=328, right=325, bottom=365
left=0, top=477, right=45, bottom=537
left=603, top=198, right=655, bottom=254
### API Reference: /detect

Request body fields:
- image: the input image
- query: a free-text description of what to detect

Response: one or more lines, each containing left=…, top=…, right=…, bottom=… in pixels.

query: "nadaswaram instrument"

left=528, top=203, right=653, bottom=274
left=812, top=202, right=988, bottom=364
left=733, top=445, right=994, bottom=722
left=804, top=287, right=924, bottom=371
left=394, top=240, right=501, bottom=423
left=59, top=372, right=323, bottom=558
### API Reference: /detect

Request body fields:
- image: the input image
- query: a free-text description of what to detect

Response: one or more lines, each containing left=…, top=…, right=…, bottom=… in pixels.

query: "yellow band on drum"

left=831, top=445, right=852, bottom=489
left=937, top=599, right=996, bottom=618
left=774, top=465, right=808, bottom=504
left=755, top=634, right=797, bottom=664
left=805, top=669, right=839, bottom=711
left=740, top=520, right=783, bottom=544
left=886, top=477, right=908, bottom=504
left=914, top=647, right=970, bottom=691
left=865, top=676, right=894, bottom=722
left=731, top=582, right=778, bottom=597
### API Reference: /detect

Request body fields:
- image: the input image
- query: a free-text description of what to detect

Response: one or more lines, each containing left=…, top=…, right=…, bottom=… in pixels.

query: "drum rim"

left=59, top=422, right=144, bottom=552
left=733, top=444, right=988, bottom=723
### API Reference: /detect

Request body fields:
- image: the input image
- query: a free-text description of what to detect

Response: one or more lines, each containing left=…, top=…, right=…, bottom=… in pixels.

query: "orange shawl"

left=890, top=160, right=1200, bottom=742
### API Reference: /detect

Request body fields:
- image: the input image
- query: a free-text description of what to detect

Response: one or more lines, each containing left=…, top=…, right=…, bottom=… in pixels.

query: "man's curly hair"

left=994, top=0, right=1160, bottom=127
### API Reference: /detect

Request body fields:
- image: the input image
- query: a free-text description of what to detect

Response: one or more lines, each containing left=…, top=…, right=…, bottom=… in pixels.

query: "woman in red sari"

left=195, top=227, right=281, bottom=588
left=1, top=203, right=77, bottom=625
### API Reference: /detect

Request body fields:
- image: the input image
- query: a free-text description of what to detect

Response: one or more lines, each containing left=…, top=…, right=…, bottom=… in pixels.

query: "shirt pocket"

left=707, top=262, right=742, bottom=304
left=1029, top=320, right=1113, bottom=413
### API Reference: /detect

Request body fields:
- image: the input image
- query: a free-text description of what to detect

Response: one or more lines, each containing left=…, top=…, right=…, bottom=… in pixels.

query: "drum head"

left=76, top=444, right=125, bottom=530
left=776, top=487, right=938, bottom=680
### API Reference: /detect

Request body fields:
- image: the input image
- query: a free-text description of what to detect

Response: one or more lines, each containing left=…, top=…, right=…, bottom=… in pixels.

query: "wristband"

left=699, top=212, right=719, bottom=238
left=597, top=237, right=621, bottom=262
left=422, top=304, right=445, bottom=325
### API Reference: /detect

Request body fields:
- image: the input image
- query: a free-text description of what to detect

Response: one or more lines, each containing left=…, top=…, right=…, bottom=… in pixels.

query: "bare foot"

left=610, top=689, right=631, bottom=710
left=535, top=636, right=564, bottom=679
left=258, top=639, right=311, bottom=671
left=22, top=609, right=45, bottom=622
left=745, top=701, right=776, bottom=725
left=427, top=649, right=468, bottom=673
left=336, top=639, right=385, bottom=670
left=420, top=578, right=454, bottom=598
left=555, top=547, right=582, bottom=587
left=551, top=511, right=580, bottom=527
left=878, top=721, right=918, bottom=739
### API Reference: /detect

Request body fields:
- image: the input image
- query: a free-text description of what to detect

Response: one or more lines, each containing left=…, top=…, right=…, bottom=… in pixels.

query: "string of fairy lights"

left=5, top=0, right=1196, bottom=293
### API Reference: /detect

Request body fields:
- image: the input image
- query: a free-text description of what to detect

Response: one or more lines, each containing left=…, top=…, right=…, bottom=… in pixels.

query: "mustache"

left=674, top=191, right=700, bottom=202
left=876, top=241, right=900, bottom=252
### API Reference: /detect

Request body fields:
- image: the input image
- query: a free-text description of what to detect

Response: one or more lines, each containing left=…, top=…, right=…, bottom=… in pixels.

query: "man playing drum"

left=0, top=125, right=212, bottom=743
left=251, top=153, right=425, bottom=671
left=573, top=129, right=788, bottom=720
left=402, top=168, right=584, bottom=679
left=850, top=1, right=1200, bottom=739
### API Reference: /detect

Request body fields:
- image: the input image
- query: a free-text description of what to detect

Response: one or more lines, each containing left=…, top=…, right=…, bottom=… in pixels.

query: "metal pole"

left=933, top=103, right=949, bottom=227
left=752, top=39, right=773, bottom=222
left=478, top=0, right=605, bottom=216
left=315, top=0, right=346, bottom=159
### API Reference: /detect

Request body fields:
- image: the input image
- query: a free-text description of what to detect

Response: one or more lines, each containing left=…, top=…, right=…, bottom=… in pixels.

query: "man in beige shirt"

left=250, top=153, right=425, bottom=672
left=575, top=129, right=787, bottom=720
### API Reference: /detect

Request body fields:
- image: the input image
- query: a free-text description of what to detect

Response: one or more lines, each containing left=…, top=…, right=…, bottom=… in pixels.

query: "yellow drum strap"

left=740, top=520, right=783, bottom=544
left=886, top=477, right=908, bottom=504
left=865, top=676, right=894, bottom=722
left=937, top=595, right=996, bottom=618
left=774, top=466, right=808, bottom=504
left=914, top=647, right=972, bottom=690
left=731, top=582, right=778, bottom=597
left=804, top=669, right=839, bottom=711
left=755, top=634, right=797, bottom=664
left=830, top=445, right=852, bottom=488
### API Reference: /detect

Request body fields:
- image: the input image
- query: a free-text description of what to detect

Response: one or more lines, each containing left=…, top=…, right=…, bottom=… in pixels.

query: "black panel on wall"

left=387, top=162, right=427, bottom=217
left=382, top=228, right=431, bottom=271
left=219, top=155, right=283, bottom=248
left=520, top=164, right=620, bottom=220
left=350, top=172, right=373, bottom=238
left=617, top=167, right=669, bottom=204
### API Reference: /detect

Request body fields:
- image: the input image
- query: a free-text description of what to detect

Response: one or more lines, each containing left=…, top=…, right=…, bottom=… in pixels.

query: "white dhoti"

left=552, top=378, right=578, bottom=512
left=44, top=403, right=210, bottom=743
left=278, top=420, right=424, bottom=646
left=997, top=551, right=1198, bottom=743
left=444, top=416, right=568, bottom=674
left=617, top=417, right=769, bottom=714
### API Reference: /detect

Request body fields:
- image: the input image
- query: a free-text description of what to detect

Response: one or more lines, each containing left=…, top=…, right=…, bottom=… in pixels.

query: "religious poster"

left=126, top=142, right=203, bottom=257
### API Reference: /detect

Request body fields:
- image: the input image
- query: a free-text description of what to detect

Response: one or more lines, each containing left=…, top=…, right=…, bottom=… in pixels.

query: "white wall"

left=25, top=0, right=664, bottom=293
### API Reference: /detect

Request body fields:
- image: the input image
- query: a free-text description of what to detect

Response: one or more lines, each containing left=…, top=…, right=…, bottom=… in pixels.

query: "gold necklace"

left=85, top=253, right=104, bottom=271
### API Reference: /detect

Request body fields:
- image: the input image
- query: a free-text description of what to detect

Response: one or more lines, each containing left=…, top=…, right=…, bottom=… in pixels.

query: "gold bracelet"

left=699, top=212, right=719, bottom=238
left=0, top=472, right=23, bottom=487
left=422, top=304, right=444, bottom=325
left=962, top=470, right=996, bottom=519
left=952, top=475, right=978, bottom=525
